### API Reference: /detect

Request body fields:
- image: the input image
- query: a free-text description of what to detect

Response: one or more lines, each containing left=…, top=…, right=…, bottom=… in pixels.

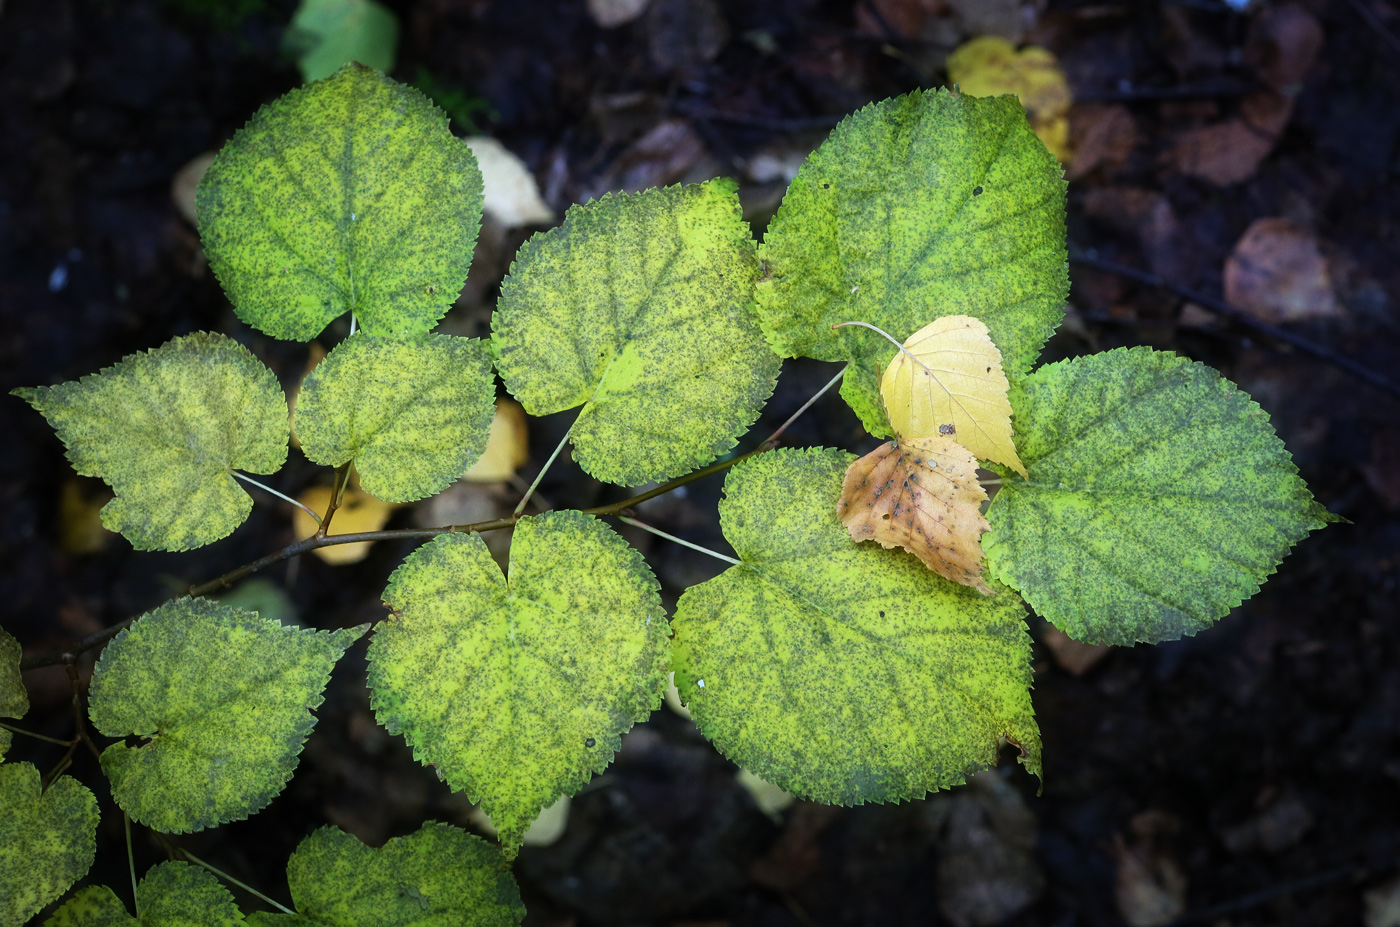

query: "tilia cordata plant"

left=3, top=64, right=1333, bottom=923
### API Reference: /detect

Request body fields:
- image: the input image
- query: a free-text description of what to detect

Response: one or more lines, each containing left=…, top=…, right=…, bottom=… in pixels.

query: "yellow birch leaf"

left=837, top=436, right=993, bottom=594
left=879, top=315, right=1027, bottom=478
left=293, top=484, right=397, bottom=565
left=946, top=36, right=1073, bottom=163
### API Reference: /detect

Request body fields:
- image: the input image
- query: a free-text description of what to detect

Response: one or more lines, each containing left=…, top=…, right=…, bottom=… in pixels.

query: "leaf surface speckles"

left=492, top=179, right=779, bottom=485
left=294, top=334, right=495, bottom=502
left=246, top=824, right=523, bottom=927
left=12, top=333, right=289, bottom=551
left=838, top=437, right=992, bottom=593
left=368, top=512, right=669, bottom=856
left=46, top=861, right=243, bottom=927
left=879, top=315, right=1026, bottom=477
left=1, top=628, right=25, bottom=759
left=0, top=764, right=99, bottom=927
left=672, top=448, right=1039, bottom=804
left=88, top=599, right=365, bottom=832
left=196, top=64, right=483, bottom=340
left=756, top=89, right=1067, bottom=436
left=984, top=347, right=1335, bottom=645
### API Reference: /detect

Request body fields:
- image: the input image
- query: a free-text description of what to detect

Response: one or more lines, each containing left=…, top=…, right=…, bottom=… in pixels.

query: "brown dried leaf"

left=1224, top=217, right=1342, bottom=324
left=837, top=436, right=992, bottom=593
left=1171, top=91, right=1292, bottom=186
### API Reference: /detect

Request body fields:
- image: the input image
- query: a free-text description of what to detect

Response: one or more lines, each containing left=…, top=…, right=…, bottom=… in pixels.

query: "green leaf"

left=984, top=347, right=1333, bottom=645
left=286, top=0, right=399, bottom=84
left=756, top=89, right=1067, bottom=436
left=246, top=824, right=524, bottom=927
left=368, top=511, right=669, bottom=856
left=493, top=179, right=780, bottom=485
left=0, top=628, right=26, bottom=759
left=46, top=861, right=244, bottom=927
left=88, top=599, right=365, bottom=833
left=295, top=334, right=495, bottom=502
left=196, top=65, right=483, bottom=340
left=0, top=763, right=99, bottom=926
left=12, top=333, right=289, bottom=552
left=672, top=448, right=1039, bottom=804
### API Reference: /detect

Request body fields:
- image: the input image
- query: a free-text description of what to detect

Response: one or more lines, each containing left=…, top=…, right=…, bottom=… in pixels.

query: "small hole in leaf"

left=585, top=738, right=596, bottom=748
left=972, top=185, right=983, bottom=196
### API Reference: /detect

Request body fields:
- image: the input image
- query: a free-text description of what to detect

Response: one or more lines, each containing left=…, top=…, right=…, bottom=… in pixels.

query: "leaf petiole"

left=233, top=472, right=322, bottom=526
left=175, top=846, right=296, bottom=915
left=616, top=515, right=742, bottom=567
left=515, top=412, right=577, bottom=516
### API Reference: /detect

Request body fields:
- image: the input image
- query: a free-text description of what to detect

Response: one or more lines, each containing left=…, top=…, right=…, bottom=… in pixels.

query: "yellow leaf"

left=292, top=484, right=397, bottom=565
left=837, top=436, right=992, bottom=594
left=462, top=399, right=529, bottom=483
left=947, top=36, right=1073, bottom=163
left=878, top=315, right=1027, bottom=478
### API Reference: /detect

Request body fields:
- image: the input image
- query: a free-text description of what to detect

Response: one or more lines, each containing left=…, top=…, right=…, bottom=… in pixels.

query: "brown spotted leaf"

left=837, top=436, right=992, bottom=593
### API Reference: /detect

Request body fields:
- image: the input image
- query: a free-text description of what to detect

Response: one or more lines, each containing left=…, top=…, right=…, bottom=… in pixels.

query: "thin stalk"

left=832, top=320, right=939, bottom=378
left=317, top=463, right=354, bottom=537
left=515, top=413, right=578, bottom=515
left=125, top=813, right=139, bottom=920
left=616, top=516, right=742, bottom=567
left=0, top=722, right=73, bottom=747
left=761, top=364, right=847, bottom=449
left=232, top=472, right=321, bottom=525
left=348, top=313, right=358, bottom=337
left=178, top=848, right=295, bottom=915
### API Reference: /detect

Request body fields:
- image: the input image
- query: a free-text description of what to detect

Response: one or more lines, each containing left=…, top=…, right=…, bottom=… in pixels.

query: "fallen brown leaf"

left=837, top=436, right=992, bottom=593
left=1224, top=217, right=1342, bottom=324
left=1246, top=4, right=1324, bottom=94
left=1066, top=103, right=1136, bottom=180
left=1171, top=91, right=1292, bottom=186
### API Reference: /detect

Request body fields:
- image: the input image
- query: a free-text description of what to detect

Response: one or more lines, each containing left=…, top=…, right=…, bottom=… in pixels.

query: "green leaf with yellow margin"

left=0, top=763, right=99, bottom=926
left=672, top=448, right=1039, bottom=804
left=196, top=65, right=482, bottom=340
left=46, top=861, right=243, bottom=927
left=245, top=824, right=524, bottom=927
left=1, top=628, right=26, bottom=760
left=983, top=347, right=1335, bottom=645
left=295, top=334, right=495, bottom=502
left=12, top=333, right=289, bottom=552
left=88, top=599, right=366, bottom=833
left=756, top=89, right=1067, bottom=437
left=493, top=179, right=780, bottom=486
left=368, top=511, right=669, bottom=857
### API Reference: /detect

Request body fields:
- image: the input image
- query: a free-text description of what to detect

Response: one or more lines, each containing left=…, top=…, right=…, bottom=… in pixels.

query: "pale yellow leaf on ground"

left=947, top=36, right=1073, bottom=162
left=837, top=436, right=993, bottom=594
left=462, top=398, right=529, bottom=482
left=879, top=315, right=1027, bottom=478
left=464, top=137, right=555, bottom=228
left=293, top=484, right=397, bottom=565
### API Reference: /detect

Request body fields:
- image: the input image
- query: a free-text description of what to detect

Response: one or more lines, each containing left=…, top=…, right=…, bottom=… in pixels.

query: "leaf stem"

left=317, top=463, right=354, bottom=537
left=832, top=320, right=936, bottom=378
left=515, top=413, right=577, bottom=516
left=348, top=313, right=358, bottom=337
left=176, top=847, right=295, bottom=915
left=615, top=516, right=742, bottom=567
left=232, top=472, right=322, bottom=526
left=0, top=721, right=74, bottom=747
left=761, top=364, right=847, bottom=449
left=125, top=812, right=139, bottom=920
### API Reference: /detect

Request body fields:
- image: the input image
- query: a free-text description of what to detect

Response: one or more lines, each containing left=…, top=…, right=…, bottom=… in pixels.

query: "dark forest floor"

left=3, top=0, right=1400, bottom=924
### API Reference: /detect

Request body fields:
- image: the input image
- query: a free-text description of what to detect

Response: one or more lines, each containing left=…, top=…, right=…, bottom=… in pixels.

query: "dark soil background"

left=3, top=1, right=1400, bottom=925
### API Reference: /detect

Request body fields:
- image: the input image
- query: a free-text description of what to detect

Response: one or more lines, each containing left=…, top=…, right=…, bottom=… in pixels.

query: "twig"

left=20, top=361, right=849, bottom=671
left=1070, top=252, right=1400, bottom=398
